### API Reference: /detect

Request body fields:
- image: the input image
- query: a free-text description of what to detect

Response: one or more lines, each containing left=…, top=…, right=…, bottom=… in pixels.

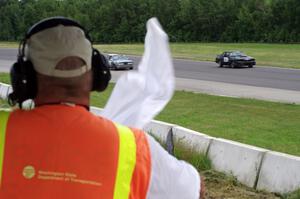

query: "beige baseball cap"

left=26, top=25, right=92, bottom=78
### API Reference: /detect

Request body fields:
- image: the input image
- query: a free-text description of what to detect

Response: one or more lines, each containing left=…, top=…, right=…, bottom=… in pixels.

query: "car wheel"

left=230, top=62, right=235, bottom=68
left=129, top=67, right=133, bottom=70
left=248, top=65, right=253, bottom=68
left=112, top=64, right=117, bottom=70
left=219, top=62, right=223, bottom=67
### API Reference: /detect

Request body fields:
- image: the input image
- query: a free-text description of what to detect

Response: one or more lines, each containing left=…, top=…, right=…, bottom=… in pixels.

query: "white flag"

left=101, top=18, right=175, bottom=128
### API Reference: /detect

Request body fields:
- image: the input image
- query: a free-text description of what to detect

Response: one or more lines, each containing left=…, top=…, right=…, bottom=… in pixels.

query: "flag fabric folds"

left=101, top=18, right=175, bottom=128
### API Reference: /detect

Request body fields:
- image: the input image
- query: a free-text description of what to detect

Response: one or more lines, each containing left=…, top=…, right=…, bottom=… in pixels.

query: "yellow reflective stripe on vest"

left=113, top=123, right=136, bottom=199
left=0, top=110, right=10, bottom=186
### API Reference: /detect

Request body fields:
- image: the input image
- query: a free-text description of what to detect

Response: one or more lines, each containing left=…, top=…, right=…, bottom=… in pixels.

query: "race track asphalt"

left=1, top=48, right=300, bottom=104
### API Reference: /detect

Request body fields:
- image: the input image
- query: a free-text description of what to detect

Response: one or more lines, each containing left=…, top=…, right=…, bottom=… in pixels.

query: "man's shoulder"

left=113, top=123, right=150, bottom=150
left=128, top=126, right=145, bottom=137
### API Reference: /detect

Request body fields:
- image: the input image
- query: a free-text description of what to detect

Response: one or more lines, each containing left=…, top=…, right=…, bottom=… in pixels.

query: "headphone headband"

left=26, top=16, right=91, bottom=41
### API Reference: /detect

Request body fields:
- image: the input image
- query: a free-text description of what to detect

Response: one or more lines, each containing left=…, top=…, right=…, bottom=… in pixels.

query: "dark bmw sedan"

left=216, top=51, right=256, bottom=68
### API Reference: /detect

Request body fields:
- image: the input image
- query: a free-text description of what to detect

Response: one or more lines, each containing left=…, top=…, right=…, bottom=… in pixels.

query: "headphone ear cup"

left=91, top=49, right=111, bottom=92
left=8, top=60, right=37, bottom=107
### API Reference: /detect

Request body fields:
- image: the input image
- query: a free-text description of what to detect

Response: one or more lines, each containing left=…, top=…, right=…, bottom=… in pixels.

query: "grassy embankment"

left=0, top=42, right=17, bottom=48
left=1, top=42, right=300, bottom=69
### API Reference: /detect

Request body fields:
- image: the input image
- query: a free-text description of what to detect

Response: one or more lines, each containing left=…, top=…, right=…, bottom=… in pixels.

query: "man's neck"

left=34, top=101, right=90, bottom=110
left=34, top=94, right=90, bottom=108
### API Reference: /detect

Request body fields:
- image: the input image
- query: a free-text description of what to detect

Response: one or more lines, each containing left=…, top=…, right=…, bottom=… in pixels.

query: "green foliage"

left=0, top=99, right=10, bottom=109
left=173, top=142, right=211, bottom=171
left=0, top=0, right=299, bottom=43
left=0, top=73, right=10, bottom=84
left=283, top=189, right=300, bottom=199
left=146, top=131, right=212, bottom=171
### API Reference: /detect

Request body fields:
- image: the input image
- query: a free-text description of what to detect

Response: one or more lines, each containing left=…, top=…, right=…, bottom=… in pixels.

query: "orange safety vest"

left=0, top=105, right=151, bottom=199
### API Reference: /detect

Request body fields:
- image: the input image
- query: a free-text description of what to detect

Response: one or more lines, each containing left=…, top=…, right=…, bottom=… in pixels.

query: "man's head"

left=9, top=17, right=111, bottom=108
left=27, top=22, right=92, bottom=78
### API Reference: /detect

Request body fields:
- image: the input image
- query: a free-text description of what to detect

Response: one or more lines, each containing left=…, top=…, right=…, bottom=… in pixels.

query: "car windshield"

left=112, top=55, right=129, bottom=60
left=230, top=52, right=245, bottom=56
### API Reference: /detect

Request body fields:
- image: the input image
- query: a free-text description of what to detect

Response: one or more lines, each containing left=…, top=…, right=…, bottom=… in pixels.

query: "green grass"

left=173, top=142, right=211, bottom=171
left=0, top=42, right=18, bottom=48
left=0, top=99, right=10, bottom=109
left=1, top=72, right=299, bottom=156
left=1, top=42, right=299, bottom=69
left=0, top=73, right=11, bottom=83
left=157, top=90, right=300, bottom=156
left=95, top=43, right=300, bottom=69
left=148, top=132, right=212, bottom=171
left=283, top=189, right=300, bottom=199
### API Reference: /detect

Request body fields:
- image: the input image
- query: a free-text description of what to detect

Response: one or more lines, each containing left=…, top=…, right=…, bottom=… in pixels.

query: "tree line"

left=0, top=0, right=299, bottom=43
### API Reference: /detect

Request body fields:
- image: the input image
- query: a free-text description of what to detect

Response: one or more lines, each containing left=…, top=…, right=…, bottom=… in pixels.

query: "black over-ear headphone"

left=8, top=16, right=111, bottom=108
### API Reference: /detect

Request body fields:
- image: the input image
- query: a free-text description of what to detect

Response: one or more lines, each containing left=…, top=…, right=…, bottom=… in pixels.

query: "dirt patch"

left=202, top=170, right=281, bottom=199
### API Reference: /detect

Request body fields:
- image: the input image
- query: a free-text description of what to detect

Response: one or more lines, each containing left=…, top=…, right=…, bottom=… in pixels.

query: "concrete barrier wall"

left=172, top=126, right=212, bottom=155
left=0, top=82, right=299, bottom=194
left=257, top=151, right=300, bottom=193
left=143, top=120, right=175, bottom=143
left=207, top=138, right=268, bottom=188
left=7, top=86, right=12, bottom=97
left=0, top=83, right=10, bottom=99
